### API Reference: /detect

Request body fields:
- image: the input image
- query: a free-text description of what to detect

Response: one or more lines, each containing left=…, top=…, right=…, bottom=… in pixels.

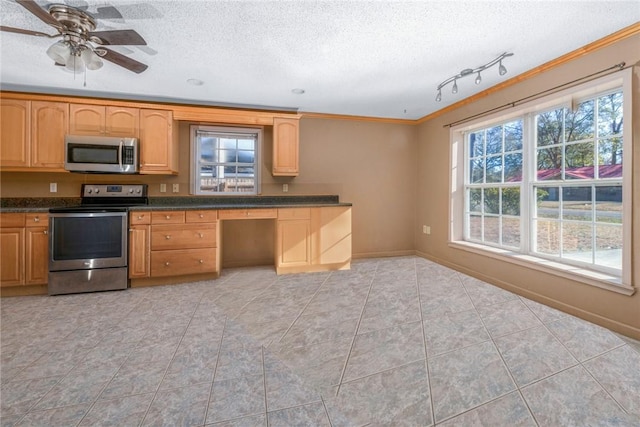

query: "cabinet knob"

left=198, top=233, right=203, bottom=238
left=33, top=217, right=40, bottom=222
left=165, top=215, right=171, bottom=220
left=165, top=235, right=171, bottom=240
left=199, top=259, right=204, bottom=264
left=165, top=262, right=170, bottom=266
left=137, top=215, right=144, bottom=220
left=43, top=230, right=48, bottom=235
left=199, top=214, right=204, bottom=218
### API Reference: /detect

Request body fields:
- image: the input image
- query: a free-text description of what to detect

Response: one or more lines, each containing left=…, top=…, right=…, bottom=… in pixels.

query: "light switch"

left=49, top=183, right=57, bottom=193
left=160, top=183, right=167, bottom=193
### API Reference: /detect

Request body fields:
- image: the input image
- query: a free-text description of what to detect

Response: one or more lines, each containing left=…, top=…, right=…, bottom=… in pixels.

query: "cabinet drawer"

left=130, top=211, right=151, bottom=225
left=25, top=213, right=48, bottom=226
left=218, top=208, right=277, bottom=220
left=277, top=208, right=311, bottom=220
left=151, top=211, right=185, bottom=224
left=151, top=248, right=216, bottom=277
left=1, top=213, right=26, bottom=228
left=151, top=223, right=216, bottom=250
left=186, top=210, right=217, bottom=223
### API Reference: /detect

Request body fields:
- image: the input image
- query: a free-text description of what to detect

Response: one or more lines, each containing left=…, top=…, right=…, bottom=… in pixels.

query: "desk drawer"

left=186, top=210, right=218, bottom=223
left=130, top=211, right=151, bottom=225
left=151, top=223, right=216, bottom=250
left=151, top=211, right=185, bottom=224
left=277, top=208, right=311, bottom=220
left=218, top=208, right=277, bottom=220
left=151, top=248, right=216, bottom=277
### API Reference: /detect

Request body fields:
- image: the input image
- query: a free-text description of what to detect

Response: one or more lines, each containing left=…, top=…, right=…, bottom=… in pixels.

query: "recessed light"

left=291, top=88, right=305, bottom=95
left=187, top=78, right=204, bottom=86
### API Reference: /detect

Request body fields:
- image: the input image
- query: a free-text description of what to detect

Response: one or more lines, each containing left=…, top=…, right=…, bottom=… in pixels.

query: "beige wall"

left=415, top=34, right=640, bottom=339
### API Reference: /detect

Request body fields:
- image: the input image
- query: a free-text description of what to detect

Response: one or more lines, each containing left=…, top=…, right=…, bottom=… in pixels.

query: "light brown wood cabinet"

left=272, top=117, right=299, bottom=176
left=1, top=213, right=49, bottom=287
left=275, top=206, right=351, bottom=274
left=69, top=104, right=139, bottom=137
left=218, top=208, right=278, bottom=220
left=139, top=109, right=179, bottom=175
left=1, top=99, right=67, bottom=171
left=131, top=210, right=219, bottom=278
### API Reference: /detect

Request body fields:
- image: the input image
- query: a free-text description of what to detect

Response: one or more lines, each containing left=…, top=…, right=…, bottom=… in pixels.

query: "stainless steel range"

left=48, top=184, right=148, bottom=295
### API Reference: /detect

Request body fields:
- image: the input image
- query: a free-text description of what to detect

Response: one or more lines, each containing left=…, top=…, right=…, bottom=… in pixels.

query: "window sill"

left=448, top=241, right=635, bottom=296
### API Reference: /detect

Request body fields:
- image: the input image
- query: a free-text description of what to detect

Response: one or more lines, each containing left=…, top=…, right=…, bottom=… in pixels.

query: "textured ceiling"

left=1, top=0, right=639, bottom=119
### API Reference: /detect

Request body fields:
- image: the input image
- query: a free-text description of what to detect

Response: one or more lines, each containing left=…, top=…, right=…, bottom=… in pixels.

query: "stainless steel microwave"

left=65, top=135, right=139, bottom=173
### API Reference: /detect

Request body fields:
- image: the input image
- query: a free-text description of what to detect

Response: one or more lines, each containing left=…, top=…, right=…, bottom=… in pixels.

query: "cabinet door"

left=106, top=106, right=139, bottom=137
left=0, top=99, right=30, bottom=168
left=272, top=117, right=299, bottom=176
left=25, top=226, right=48, bottom=285
left=69, top=104, right=104, bottom=135
left=1, top=228, right=24, bottom=286
left=277, top=219, right=311, bottom=268
left=311, top=207, right=352, bottom=266
left=129, top=225, right=149, bottom=278
left=139, top=109, right=178, bottom=174
left=31, top=101, right=68, bottom=170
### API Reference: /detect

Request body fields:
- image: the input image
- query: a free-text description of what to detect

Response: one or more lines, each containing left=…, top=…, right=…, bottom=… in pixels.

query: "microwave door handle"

left=118, top=140, right=123, bottom=169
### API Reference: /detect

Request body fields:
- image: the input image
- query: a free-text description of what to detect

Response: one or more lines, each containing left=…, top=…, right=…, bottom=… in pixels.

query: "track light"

left=435, top=52, right=513, bottom=102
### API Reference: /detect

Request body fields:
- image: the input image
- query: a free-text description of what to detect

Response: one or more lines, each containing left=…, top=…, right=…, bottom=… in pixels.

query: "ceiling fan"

left=1, top=0, right=148, bottom=74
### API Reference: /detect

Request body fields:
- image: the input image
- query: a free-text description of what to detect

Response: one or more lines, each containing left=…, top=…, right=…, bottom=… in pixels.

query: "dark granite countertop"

left=0, top=196, right=351, bottom=213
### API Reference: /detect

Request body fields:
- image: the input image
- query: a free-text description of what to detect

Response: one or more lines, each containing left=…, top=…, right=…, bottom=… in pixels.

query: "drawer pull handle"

left=165, top=262, right=170, bottom=266
left=199, top=214, right=204, bottom=218
left=43, top=230, right=48, bottom=235
left=33, top=217, right=40, bottom=222
left=198, top=233, right=203, bottom=238
left=137, top=215, right=144, bottom=220
left=199, top=259, right=204, bottom=264
left=165, top=235, right=171, bottom=240
left=165, top=215, right=171, bottom=220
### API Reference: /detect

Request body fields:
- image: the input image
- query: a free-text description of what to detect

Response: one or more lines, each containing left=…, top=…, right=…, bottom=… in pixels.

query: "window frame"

left=449, top=68, right=633, bottom=294
left=190, top=124, right=262, bottom=196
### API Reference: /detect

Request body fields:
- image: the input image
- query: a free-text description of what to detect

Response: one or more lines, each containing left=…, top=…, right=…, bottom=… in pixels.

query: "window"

left=451, top=70, right=632, bottom=292
left=190, top=125, right=262, bottom=195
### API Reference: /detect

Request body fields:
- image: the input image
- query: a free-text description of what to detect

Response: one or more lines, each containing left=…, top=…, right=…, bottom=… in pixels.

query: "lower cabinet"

left=276, top=206, right=351, bottom=274
left=1, top=213, right=49, bottom=288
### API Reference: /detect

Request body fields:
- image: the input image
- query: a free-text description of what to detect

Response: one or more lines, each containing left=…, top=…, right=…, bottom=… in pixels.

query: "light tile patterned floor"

left=1, top=256, right=639, bottom=426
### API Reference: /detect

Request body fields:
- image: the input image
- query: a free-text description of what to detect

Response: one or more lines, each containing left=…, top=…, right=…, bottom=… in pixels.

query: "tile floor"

left=1, top=256, right=639, bottom=426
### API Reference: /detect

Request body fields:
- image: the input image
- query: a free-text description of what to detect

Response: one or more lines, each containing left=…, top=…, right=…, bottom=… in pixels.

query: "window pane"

left=486, top=126, right=502, bottom=155
left=537, top=109, right=563, bottom=147
left=536, top=147, right=562, bottom=180
left=598, top=138, right=623, bottom=177
left=469, top=189, right=482, bottom=213
left=485, top=156, right=502, bottom=183
left=535, top=220, right=559, bottom=255
left=562, top=187, right=592, bottom=221
left=484, top=216, right=499, bottom=244
left=562, top=222, right=593, bottom=263
left=535, top=187, right=559, bottom=219
left=504, top=153, right=522, bottom=182
left=595, top=186, right=622, bottom=224
left=502, top=217, right=520, bottom=248
left=595, top=224, right=622, bottom=269
left=469, top=131, right=484, bottom=157
left=502, top=187, right=520, bottom=216
left=504, top=120, right=522, bottom=151
left=597, top=92, right=623, bottom=137
left=238, top=139, right=255, bottom=150
left=565, top=100, right=594, bottom=142
left=470, top=158, right=484, bottom=183
left=483, top=188, right=499, bottom=214
left=565, top=142, right=594, bottom=179
left=469, top=214, right=482, bottom=240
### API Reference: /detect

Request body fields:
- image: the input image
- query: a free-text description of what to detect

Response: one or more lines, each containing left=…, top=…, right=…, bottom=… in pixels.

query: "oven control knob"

left=136, top=189, right=141, bottom=194
left=94, top=188, right=100, bottom=194
left=87, top=188, right=92, bottom=194
left=129, top=189, right=134, bottom=194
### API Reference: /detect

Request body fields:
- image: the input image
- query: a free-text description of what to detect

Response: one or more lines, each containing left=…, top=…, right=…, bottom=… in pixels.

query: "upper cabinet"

left=272, top=117, right=299, bottom=176
left=139, top=109, right=178, bottom=175
left=69, top=104, right=139, bottom=137
left=1, top=99, right=67, bottom=171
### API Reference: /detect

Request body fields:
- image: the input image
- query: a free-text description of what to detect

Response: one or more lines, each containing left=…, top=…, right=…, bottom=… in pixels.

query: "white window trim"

left=190, top=125, right=262, bottom=196
left=449, top=68, right=633, bottom=295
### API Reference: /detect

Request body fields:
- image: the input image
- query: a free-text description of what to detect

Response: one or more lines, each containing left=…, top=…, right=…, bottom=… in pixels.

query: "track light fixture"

left=435, top=52, right=513, bottom=102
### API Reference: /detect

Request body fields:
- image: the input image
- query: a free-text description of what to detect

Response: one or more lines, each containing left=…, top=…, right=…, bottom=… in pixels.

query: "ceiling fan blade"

left=94, top=6, right=124, bottom=21
left=0, top=25, right=54, bottom=37
left=89, top=29, right=146, bottom=46
left=99, top=48, right=148, bottom=74
left=16, top=0, right=62, bottom=29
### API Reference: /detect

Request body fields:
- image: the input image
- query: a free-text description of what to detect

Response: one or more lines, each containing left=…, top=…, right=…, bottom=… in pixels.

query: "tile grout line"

left=261, top=345, right=269, bottom=427
left=414, top=259, right=436, bottom=426
left=202, top=315, right=229, bottom=425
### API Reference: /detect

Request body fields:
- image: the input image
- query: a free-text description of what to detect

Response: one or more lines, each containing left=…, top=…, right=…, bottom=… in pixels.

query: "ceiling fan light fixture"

left=81, top=47, right=103, bottom=70
left=46, top=40, right=71, bottom=64
left=64, top=51, right=84, bottom=73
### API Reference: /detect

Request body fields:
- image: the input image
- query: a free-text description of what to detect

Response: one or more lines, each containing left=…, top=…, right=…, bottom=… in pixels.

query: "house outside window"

left=451, top=70, right=632, bottom=293
left=190, top=125, right=262, bottom=195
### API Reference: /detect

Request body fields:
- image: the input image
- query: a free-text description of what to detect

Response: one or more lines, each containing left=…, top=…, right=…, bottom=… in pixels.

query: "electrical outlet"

left=426, top=225, right=431, bottom=235
left=160, top=183, right=167, bottom=193
left=283, top=184, right=288, bottom=193
left=422, top=225, right=431, bottom=235
left=172, top=183, right=179, bottom=193
left=49, top=183, right=57, bottom=193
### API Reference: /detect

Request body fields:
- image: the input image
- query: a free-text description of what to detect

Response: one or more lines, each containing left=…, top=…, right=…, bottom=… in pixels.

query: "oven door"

left=49, top=211, right=128, bottom=271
